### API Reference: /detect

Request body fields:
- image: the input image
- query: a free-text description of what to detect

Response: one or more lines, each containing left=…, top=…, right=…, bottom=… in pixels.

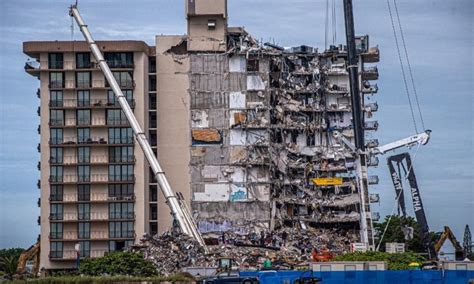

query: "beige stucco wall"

left=155, top=35, right=192, bottom=233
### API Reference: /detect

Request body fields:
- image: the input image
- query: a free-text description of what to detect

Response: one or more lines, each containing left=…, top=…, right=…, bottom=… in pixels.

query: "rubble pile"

left=130, top=228, right=358, bottom=275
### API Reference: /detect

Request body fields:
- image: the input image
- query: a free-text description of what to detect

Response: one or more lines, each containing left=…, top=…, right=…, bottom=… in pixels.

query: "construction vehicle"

left=334, top=129, right=434, bottom=258
left=434, top=226, right=464, bottom=261
left=16, top=241, right=40, bottom=275
left=311, top=247, right=334, bottom=262
left=68, top=4, right=207, bottom=251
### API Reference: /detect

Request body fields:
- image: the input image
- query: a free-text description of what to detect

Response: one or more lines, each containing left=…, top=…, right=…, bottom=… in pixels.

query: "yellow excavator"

left=16, top=241, right=40, bottom=276
left=434, top=226, right=464, bottom=261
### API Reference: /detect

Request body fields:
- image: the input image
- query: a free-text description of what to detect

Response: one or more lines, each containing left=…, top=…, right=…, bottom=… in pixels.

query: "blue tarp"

left=239, top=270, right=474, bottom=284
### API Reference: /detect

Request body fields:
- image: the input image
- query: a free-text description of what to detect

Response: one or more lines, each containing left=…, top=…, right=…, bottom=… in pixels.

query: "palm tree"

left=0, top=255, right=18, bottom=277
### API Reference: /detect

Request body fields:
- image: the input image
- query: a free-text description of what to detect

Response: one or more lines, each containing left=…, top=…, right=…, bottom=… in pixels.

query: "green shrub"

left=78, top=252, right=158, bottom=277
left=333, top=251, right=426, bottom=270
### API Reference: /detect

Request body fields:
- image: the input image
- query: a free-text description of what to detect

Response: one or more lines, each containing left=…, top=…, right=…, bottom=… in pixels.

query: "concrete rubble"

left=130, top=228, right=358, bottom=276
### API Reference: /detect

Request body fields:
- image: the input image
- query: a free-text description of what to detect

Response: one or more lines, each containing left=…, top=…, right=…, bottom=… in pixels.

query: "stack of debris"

left=130, top=228, right=358, bottom=275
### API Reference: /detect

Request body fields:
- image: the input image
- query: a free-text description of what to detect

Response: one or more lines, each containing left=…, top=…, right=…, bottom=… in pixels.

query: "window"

left=150, top=185, right=157, bottom=202
left=50, top=110, right=64, bottom=126
left=77, top=90, right=90, bottom=107
left=109, top=146, right=134, bottom=163
left=149, top=112, right=157, bottom=128
left=78, top=165, right=90, bottom=182
left=149, top=76, right=156, bottom=92
left=149, top=93, right=156, bottom=110
left=247, top=58, right=259, bottom=72
left=50, top=223, right=63, bottom=239
left=50, top=91, right=63, bottom=107
left=78, top=203, right=90, bottom=220
left=109, top=202, right=134, bottom=219
left=77, top=128, right=90, bottom=144
left=78, top=147, right=90, bottom=163
left=50, top=166, right=63, bottom=182
left=77, top=109, right=91, bottom=126
left=149, top=57, right=156, bottom=73
left=78, top=185, right=90, bottom=201
left=76, top=72, right=91, bottom=88
left=110, top=71, right=133, bottom=88
left=107, top=90, right=133, bottom=106
left=49, top=72, right=64, bottom=88
left=79, top=241, right=90, bottom=257
left=104, top=52, right=133, bottom=68
left=108, top=184, right=134, bottom=200
left=207, top=19, right=216, bottom=30
left=50, top=128, right=63, bottom=145
left=78, top=222, right=90, bottom=239
left=50, top=242, right=63, bottom=258
left=108, top=128, right=133, bottom=144
left=50, top=147, right=63, bottom=163
left=107, top=109, right=127, bottom=126
left=150, top=204, right=157, bottom=220
left=109, top=221, right=134, bottom=239
left=50, top=204, right=63, bottom=220
left=76, top=52, right=91, bottom=69
left=150, top=223, right=157, bottom=236
left=48, top=53, right=63, bottom=69
left=50, top=185, right=63, bottom=201
left=108, top=165, right=134, bottom=181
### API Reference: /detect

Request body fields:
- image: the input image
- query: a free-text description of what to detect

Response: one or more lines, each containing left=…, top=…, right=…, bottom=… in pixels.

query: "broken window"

left=247, top=58, right=259, bottom=72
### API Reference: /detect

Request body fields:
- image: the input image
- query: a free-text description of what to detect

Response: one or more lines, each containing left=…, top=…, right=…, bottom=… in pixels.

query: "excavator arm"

left=17, top=241, right=40, bottom=275
left=435, top=226, right=464, bottom=260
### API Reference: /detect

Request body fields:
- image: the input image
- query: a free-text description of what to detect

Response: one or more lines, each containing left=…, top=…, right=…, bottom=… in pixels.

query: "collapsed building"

left=181, top=1, right=380, bottom=239
left=23, top=0, right=380, bottom=271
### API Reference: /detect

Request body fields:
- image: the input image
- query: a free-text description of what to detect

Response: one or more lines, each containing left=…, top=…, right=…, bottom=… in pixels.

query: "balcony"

left=362, top=66, right=379, bottom=80
left=50, top=249, right=107, bottom=260
left=109, top=212, right=135, bottom=220
left=58, top=118, right=106, bottom=128
left=109, top=155, right=135, bottom=164
left=49, top=136, right=109, bottom=146
left=362, top=46, right=380, bottom=63
left=50, top=212, right=109, bottom=222
left=109, top=230, right=135, bottom=239
left=107, top=80, right=135, bottom=89
left=49, top=99, right=135, bottom=109
left=58, top=155, right=108, bottom=165
left=49, top=174, right=110, bottom=184
left=49, top=80, right=106, bottom=90
left=106, top=119, right=129, bottom=126
left=364, top=120, right=379, bottom=131
left=55, top=193, right=108, bottom=203
left=49, top=119, right=64, bottom=126
left=368, top=175, right=379, bottom=185
left=106, top=61, right=134, bottom=69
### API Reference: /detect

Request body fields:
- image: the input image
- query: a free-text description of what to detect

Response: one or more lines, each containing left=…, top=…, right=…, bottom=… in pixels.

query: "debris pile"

left=130, top=228, right=358, bottom=275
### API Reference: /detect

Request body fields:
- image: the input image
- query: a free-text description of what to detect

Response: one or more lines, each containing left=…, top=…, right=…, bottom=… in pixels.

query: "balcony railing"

left=62, top=155, right=108, bottom=165
left=50, top=174, right=109, bottom=183
left=54, top=249, right=107, bottom=260
left=52, top=212, right=108, bottom=221
left=109, top=155, right=135, bottom=163
left=107, top=80, right=135, bottom=89
left=49, top=119, right=64, bottom=126
left=50, top=137, right=108, bottom=146
left=49, top=99, right=135, bottom=108
left=108, top=195, right=135, bottom=201
left=108, top=175, right=135, bottom=182
left=76, top=80, right=91, bottom=88
left=107, top=119, right=129, bottom=126
left=106, top=61, right=134, bottom=69
left=109, top=230, right=135, bottom=239
left=109, top=212, right=135, bottom=220
left=60, top=193, right=108, bottom=202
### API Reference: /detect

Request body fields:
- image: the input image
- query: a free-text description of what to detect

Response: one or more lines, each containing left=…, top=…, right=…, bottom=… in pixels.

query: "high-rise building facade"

left=24, top=0, right=379, bottom=271
left=24, top=41, right=159, bottom=269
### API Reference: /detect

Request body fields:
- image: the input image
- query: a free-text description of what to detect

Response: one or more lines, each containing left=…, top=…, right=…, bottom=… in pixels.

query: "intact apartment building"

left=23, top=0, right=380, bottom=270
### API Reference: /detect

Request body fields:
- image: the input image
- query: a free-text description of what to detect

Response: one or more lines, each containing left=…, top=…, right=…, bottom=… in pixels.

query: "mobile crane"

left=68, top=4, right=207, bottom=250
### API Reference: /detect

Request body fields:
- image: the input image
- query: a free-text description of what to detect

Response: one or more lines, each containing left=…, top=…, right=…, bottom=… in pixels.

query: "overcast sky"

left=0, top=0, right=472, bottom=250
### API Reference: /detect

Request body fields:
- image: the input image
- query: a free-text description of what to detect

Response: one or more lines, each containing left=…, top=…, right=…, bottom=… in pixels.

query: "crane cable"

left=386, top=0, right=419, bottom=133
left=393, top=0, right=426, bottom=131
left=376, top=142, right=422, bottom=251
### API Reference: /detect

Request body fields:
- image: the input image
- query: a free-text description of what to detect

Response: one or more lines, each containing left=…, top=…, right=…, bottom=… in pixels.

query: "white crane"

left=333, top=130, right=431, bottom=156
left=69, top=4, right=207, bottom=250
